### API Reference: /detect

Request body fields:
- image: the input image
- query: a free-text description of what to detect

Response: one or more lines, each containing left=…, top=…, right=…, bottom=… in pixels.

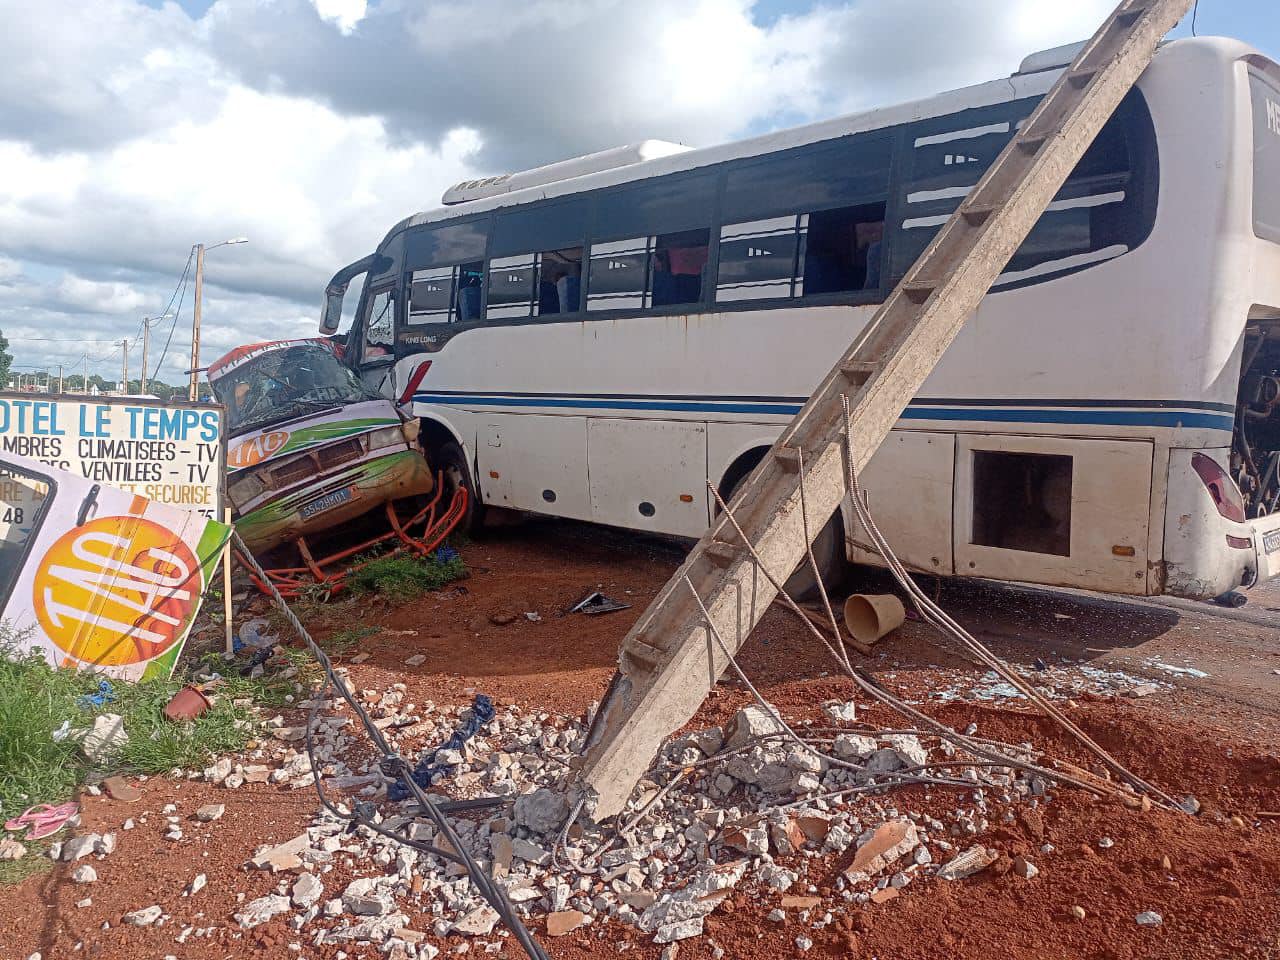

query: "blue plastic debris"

left=77, top=679, right=114, bottom=709
left=388, top=694, right=494, bottom=800
left=433, top=546, right=460, bottom=565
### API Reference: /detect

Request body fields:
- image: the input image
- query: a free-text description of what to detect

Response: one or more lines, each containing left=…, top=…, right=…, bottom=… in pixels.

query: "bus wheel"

left=434, top=440, right=483, bottom=535
left=724, top=472, right=845, bottom=600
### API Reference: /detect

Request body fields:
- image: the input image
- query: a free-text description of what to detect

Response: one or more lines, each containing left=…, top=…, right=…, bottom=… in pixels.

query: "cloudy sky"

left=0, top=0, right=1273, bottom=386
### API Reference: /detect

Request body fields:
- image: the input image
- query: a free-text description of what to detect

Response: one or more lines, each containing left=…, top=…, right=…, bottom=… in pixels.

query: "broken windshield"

left=211, top=341, right=380, bottom=434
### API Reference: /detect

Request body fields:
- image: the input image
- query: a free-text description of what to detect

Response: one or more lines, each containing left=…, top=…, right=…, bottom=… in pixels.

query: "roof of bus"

left=384, top=36, right=1264, bottom=248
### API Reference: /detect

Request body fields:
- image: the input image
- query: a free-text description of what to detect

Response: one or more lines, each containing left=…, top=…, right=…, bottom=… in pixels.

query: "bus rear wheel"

left=724, top=472, right=845, bottom=601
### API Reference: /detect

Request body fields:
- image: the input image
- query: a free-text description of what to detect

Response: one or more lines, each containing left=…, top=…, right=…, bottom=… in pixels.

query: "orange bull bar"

left=236, top=473, right=469, bottom=598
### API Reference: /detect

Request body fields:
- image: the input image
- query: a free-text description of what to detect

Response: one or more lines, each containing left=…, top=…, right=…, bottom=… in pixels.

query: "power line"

left=150, top=256, right=193, bottom=382
left=3, top=337, right=123, bottom=343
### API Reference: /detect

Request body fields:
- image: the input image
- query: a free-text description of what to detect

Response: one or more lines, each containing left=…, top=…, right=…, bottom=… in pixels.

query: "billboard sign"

left=0, top=393, right=225, bottom=522
left=0, top=452, right=229, bottom=680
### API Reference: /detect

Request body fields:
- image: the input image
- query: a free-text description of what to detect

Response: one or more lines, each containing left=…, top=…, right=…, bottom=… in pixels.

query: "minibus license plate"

left=301, top=487, right=355, bottom=520
left=1264, top=529, right=1280, bottom=555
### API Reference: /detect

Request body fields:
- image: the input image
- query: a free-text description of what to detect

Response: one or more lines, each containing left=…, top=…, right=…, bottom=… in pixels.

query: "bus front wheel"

left=434, top=440, right=483, bottom=535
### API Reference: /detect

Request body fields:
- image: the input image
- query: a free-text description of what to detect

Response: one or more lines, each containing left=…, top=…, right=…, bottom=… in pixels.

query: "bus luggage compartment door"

left=587, top=419, right=708, bottom=537
left=846, top=430, right=956, bottom=575
left=953, top=434, right=1153, bottom=595
left=477, top=415, right=592, bottom=521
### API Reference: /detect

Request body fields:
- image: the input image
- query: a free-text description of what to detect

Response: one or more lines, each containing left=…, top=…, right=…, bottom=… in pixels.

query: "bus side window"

left=893, top=89, right=1157, bottom=288
left=717, top=136, right=891, bottom=303
left=803, top=202, right=886, bottom=296
left=652, top=230, right=709, bottom=307
left=588, top=174, right=716, bottom=313
left=489, top=200, right=590, bottom=320
left=403, top=219, right=490, bottom=325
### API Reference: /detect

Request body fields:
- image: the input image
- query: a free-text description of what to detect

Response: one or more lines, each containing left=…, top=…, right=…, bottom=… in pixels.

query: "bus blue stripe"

left=412, top=393, right=1235, bottom=431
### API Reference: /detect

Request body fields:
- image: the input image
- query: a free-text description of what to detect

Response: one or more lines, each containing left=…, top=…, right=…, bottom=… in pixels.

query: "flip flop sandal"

left=5, top=804, right=53, bottom=832
left=24, top=803, right=78, bottom=841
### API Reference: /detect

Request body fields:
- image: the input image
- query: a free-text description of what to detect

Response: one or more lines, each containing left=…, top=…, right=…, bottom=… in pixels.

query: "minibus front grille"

left=316, top=437, right=366, bottom=471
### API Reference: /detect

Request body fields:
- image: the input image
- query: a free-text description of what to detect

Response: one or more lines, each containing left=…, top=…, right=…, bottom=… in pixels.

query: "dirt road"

left=3, top=518, right=1278, bottom=960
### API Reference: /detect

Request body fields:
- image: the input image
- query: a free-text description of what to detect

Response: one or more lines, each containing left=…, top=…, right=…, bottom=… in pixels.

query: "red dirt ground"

left=3, top=520, right=1278, bottom=960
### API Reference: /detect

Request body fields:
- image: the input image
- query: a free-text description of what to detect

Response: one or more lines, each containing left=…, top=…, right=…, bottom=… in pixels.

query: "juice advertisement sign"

left=0, top=452, right=229, bottom=681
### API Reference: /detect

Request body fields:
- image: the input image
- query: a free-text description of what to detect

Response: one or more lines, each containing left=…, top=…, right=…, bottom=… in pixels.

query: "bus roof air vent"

left=440, top=141, right=692, bottom=205
left=1015, top=41, right=1088, bottom=76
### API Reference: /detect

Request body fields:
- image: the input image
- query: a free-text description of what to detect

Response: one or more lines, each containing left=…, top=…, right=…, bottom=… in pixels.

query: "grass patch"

left=0, top=632, right=317, bottom=846
left=322, top=625, right=378, bottom=656
left=347, top=551, right=467, bottom=602
left=0, top=837, right=56, bottom=886
left=0, top=641, right=97, bottom=822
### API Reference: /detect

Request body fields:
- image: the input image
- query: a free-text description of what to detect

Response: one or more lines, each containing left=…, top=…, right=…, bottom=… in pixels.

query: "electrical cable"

left=233, top=528, right=551, bottom=960
left=150, top=258, right=192, bottom=383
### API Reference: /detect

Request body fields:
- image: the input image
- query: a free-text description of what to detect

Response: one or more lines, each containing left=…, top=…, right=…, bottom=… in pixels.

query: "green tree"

left=0, top=331, right=11, bottom=390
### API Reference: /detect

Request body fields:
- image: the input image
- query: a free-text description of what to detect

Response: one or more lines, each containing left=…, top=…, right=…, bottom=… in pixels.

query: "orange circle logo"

left=33, top=516, right=202, bottom=667
left=229, top=430, right=289, bottom=468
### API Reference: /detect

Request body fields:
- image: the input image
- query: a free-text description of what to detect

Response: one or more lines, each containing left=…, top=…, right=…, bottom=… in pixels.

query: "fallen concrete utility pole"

left=575, top=0, right=1194, bottom=821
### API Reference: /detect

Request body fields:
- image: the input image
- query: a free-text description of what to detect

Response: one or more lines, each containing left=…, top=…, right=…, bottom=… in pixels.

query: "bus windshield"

left=211, top=340, right=379, bottom=434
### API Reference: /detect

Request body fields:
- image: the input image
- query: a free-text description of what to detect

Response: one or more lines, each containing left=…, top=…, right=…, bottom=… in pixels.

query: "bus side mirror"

left=320, top=284, right=346, bottom=335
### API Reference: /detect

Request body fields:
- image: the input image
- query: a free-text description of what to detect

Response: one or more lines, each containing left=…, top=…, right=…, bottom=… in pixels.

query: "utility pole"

left=190, top=243, right=204, bottom=401
left=189, top=236, right=248, bottom=401
left=574, top=0, right=1197, bottom=820
left=58, top=365, right=63, bottom=394
left=121, top=339, right=129, bottom=396
left=83, top=355, right=89, bottom=394
left=142, top=317, right=152, bottom=396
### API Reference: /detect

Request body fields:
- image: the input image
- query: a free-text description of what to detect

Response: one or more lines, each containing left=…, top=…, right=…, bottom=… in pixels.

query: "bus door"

left=352, top=279, right=398, bottom=399
left=321, top=250, right=401, bottom=401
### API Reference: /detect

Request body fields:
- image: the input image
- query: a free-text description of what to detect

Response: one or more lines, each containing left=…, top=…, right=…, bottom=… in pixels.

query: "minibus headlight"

left=228, top=469, right=268, bottom=507
left=1191, top=453, right=1248, bottom=524
left=368, top=425, right=409, bottom=451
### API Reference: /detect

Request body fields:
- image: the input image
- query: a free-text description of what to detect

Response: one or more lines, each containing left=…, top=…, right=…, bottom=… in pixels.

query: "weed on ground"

left=0, top=633, right=308, bottom=862
left=321, top=625, right=378, bottom=656
left=347, top=550, right=467, bottom=602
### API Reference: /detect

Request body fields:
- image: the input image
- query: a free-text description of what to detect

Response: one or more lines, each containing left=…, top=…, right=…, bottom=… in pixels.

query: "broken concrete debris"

left=93, top=677, right=1074, bottom=955
left=122, top=905, right=163, bottom=926
left=725, top=704, right=785, bottom=750
left=236, top=894, right=292, bottom=929
left=0, top=838, right=27, bottom=861
left=77, top=713, right=129, bottom=764
left=843, top=820, right=919, bottom=883
left=937, top=846, right=999, bottom=881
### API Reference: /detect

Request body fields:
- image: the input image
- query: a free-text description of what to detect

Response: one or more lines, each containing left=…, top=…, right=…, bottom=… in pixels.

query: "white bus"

left=320, top=36, right=1280, bottom=603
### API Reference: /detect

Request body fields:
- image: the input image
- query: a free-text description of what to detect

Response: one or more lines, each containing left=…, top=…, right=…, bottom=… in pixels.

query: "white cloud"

left=0, top=0, right=1126, bottom=384
left=311, top=0, right=367, bottom=34
left=54, top=275, right=147, bottom=315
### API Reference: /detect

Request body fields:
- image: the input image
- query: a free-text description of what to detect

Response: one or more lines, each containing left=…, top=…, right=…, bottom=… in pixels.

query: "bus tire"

left=434, top=440, right=483, bottom=535
left=724, top=470, right=845, bottom=600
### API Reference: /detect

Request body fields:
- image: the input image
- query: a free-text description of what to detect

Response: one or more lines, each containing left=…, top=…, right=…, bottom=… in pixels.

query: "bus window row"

left=389, top=89, right=1156, bottom=331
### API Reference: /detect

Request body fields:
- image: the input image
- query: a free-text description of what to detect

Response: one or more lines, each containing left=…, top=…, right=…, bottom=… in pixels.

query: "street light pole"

left=142, top=319, right=151, bottom=396
left=189, top=236, right=248, bottom=401
left=189, top=243, right=204, bottom=401
left=121, top=339, right=129, bottom=395
left=58, top=364, right=63, bottom=394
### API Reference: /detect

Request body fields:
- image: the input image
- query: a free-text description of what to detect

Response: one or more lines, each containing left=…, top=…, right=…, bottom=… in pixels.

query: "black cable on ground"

left=233, top=529, right=550, bottom=960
